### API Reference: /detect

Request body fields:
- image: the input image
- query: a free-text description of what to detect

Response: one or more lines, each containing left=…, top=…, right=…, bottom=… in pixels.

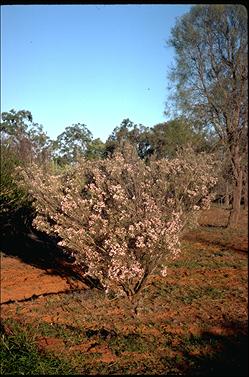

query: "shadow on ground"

left=1, top=315, right=247, bottom=376
left=0, top=210, right=99, bottom=289
left=181, top=320, right=248, bottom=376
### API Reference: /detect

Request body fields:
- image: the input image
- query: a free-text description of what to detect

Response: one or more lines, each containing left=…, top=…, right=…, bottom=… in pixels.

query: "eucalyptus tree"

left=53, top=123, right=93, bottom=165
left=85, top=138, right=106, bottom=160
left=150, top=117, right=212, bottom=159
left=1, top=109, right=52, bottom=164
left=0, top=109, right=51, bottom=220
left=105, top=118, right=152, bottom=159
left=167, top=4, right=248, bottom=227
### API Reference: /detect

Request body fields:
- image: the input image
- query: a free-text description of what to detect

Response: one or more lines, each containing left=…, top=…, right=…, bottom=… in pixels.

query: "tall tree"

left=0, top=109, right=50, bottom=222
left=167, top=4, right=248, bottom=227
left=85, top=138, right=105, bottom=160
left=53, top=123, right=93, bottom=165
left=1, top=109, right=51, bottom=164
left=150, top=117, right=212, bottom=159
left=105, top=118, right=152, bottom=159
left=1, top=109, right=33, bottom=163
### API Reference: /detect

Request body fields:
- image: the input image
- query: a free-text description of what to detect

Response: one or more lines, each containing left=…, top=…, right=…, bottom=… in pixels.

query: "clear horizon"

left=1, top=4, right=191, bottom=142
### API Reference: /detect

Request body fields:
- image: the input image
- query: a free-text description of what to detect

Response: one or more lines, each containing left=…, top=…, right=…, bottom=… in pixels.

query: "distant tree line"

left=0, top=109, right=214, bottom=166
left=1, top=107, right=247, bottom=227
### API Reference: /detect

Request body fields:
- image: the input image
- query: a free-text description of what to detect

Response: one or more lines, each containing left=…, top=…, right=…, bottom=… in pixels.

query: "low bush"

left=20, top=144, right=218, bottom=300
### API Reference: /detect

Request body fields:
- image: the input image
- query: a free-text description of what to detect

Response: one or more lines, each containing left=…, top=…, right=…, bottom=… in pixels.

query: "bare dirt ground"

left=0, top=206, right=248, bottom=375
left=0, top=256, right=87, bottom=303
left=1, top=206, right=247, bottom=304
left=184, top=206, right=248, bottom=252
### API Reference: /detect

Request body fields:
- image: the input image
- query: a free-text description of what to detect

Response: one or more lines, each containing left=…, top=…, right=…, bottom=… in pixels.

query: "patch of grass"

left=150, top=282, right=181, bottom=298
left=168, top=258, right=200, bottom=269
left=150, top=280, right=225, bottom=304
left=160, top=354, right=184, bottom=375
left=169, top=241, right=248, bottom=270
left=0, top=320, right=75, bottom=375
left=36, top=322, right=85, bottom=345
left=109, top=333, right=150, bottom=355
left=182, top=333, right=218, bottom=350
left=178, top=286, right=225, bottom=304
left=77, top=356, right=163, bottom=376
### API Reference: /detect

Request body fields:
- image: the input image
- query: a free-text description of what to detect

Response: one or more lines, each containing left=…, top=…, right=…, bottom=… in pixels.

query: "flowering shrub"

left=20, top=144, right=218, bottom=299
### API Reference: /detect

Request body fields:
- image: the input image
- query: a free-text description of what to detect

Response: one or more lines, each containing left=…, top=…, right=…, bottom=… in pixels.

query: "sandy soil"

left=0, top=255, right=87, bottom=304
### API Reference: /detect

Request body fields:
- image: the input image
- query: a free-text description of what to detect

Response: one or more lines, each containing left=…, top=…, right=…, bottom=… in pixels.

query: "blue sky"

left=1, top=4, right=191, bottom=142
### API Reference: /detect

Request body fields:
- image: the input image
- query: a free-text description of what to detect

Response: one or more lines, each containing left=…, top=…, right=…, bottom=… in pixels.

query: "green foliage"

left=105, top=118, right=152, bottom=159
left=167, top=4, right=248, bottom=226
left=0, top=321, right=75, bottom=375
left=53, top=123, right=93, bottom=164
left=0, top=109, right=49, bottom=232
left=167, top=4, right=248, bottom=132
left=105, top=117, right=214, bottom=161
left=167, top=3, right=248, bottom=151
left=85, top=138, right=105, bottom=160
left=0, top=144, right=31, bottom=216
left=1, top=109, right=33, bottom=137
left=1, top=109, right=52, bottom=165
left=150, top=117, right=211, bottom=159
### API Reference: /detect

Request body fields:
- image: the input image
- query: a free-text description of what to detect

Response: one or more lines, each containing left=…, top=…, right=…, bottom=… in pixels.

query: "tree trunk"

left=243, top=170, right=248, bottom=210
left=224, top=182, right=230, bottom=208
left=243, top=190, right=248, bottom=210
left=227, top=169, right=243, bottom=228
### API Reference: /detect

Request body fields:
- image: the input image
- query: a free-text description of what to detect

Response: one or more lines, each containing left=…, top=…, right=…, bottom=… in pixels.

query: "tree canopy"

left=1, top=109, right=51, bottom=164
left=53, top=123, right=93, bottom=165
left=150, top=118, right=212, bottom=159
left=167, top=4, right=248, bottom=226
left=105, top=118, right=152, bottom=159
